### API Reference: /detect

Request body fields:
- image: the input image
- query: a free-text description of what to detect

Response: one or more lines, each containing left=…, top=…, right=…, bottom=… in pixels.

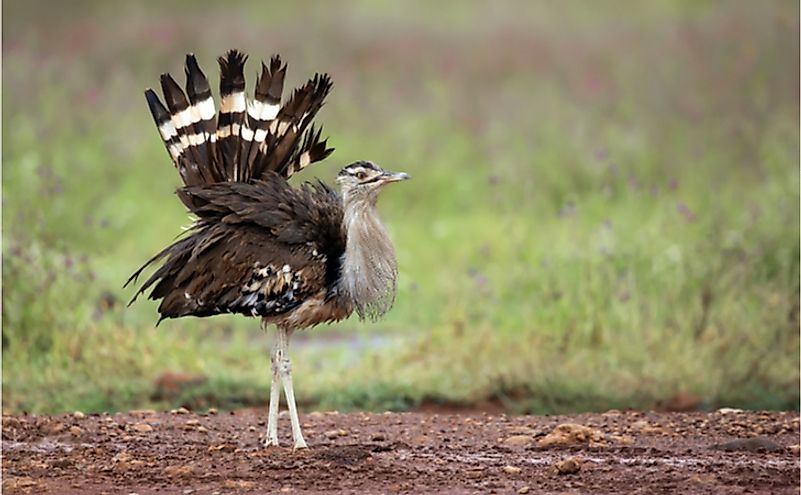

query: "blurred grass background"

left=2, top=0, right=798, bottom=415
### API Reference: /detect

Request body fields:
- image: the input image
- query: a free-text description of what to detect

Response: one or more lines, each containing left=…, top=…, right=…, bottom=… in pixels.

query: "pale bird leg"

left=264, top=360, right=281, bottom=447
left=263, top=319, right=281, bottom=448
left=273, top=326, right=307, bottom=449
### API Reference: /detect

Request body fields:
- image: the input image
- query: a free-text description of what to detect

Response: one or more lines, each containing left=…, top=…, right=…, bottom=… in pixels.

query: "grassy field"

left=3, top=0, right=799, bottom=415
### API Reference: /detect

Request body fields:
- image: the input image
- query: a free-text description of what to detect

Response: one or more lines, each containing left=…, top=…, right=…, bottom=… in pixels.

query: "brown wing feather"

left=125, top=175, right=346, bottom=325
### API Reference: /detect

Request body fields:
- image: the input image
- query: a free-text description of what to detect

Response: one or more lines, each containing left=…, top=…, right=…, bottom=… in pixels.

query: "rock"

left=788, top=444, right=800, bottom=455
left=197, top=426, right=208, bottom=434
left=207, top=408, right=218, bottom=415
left=73, top=411, right=86, bottom=419
left=716, top=407, right=744, bottom=414
left=131, top=423, right=154, bottom=433
left=503, top=465, right=522, bottom=475
left=503, top=434, right=535, bottom=446
left=538, top=424, right=605, bottom=447
left=553, top=456, right=582, bottom=475
left=69, top=426, right=83, bottom=436
left=517, top=487, right=530, bottom=494
left=185, top=419, right=200, bottom=426
left=3, top=477, right=39, bottom=491
left=711, top=437, right=782, bottom=453
left=170, top=407, right=191, bottom=415
left=371, top=434, right=386, bottom=441
left=324, top=429, right=348, bottom=439
left=44, top=422, right=66, bottom=435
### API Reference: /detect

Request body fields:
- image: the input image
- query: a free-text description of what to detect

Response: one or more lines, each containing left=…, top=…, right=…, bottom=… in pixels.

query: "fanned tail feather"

left=144, top=49, right=334, bottom=189
left=216, top=50, right=248, bottom=181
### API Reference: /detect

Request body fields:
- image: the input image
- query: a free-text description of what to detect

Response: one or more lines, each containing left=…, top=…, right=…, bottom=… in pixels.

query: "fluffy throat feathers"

left=340, top=197, right=398, bottom=320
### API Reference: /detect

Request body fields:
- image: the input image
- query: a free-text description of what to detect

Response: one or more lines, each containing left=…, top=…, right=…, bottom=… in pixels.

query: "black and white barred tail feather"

left=144, top=49, right=334, bottom=191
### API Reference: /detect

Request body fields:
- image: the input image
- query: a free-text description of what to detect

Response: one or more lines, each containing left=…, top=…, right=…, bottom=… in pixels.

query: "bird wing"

left=143, top=50, right=334, bottom=210
left=125, top=176, right=346, bottom=323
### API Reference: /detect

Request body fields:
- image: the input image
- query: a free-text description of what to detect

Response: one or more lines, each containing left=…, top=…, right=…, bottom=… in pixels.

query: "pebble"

left=131, top=423, right=154, bottom=433
left=324, top=429, right=348, bottom=439
left=503, top=465, right=522, bottom=475
left=553, top=456, right=582, bottom=475
left=170, top=407, right=190, bottom=415
left=69, top=426, right=83, bottom=436
left=538, top=423, right=605, bottom=447
left=517, top=486, right=530, bottom=494
left=73, top=411, right=86, bottom=419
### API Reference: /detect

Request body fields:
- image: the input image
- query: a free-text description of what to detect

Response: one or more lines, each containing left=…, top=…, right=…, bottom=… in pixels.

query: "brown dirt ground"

left=3, top=409, right=799, bottom=494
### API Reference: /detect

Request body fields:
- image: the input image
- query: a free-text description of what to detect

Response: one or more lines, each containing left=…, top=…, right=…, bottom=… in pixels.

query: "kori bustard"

left=126, top=50, right=409, bottom=449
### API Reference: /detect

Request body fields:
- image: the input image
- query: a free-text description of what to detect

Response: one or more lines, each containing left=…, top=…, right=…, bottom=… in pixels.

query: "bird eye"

left=356, top=171, right=367, bottom=180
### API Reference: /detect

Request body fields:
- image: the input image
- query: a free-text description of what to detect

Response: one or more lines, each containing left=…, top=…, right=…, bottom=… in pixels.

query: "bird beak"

left=380, top=171, right=411, bottom=184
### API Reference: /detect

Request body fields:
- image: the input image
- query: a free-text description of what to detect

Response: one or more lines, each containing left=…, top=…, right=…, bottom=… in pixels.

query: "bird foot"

left=263, top=436, right=280, bottom=448
left=293, top=438, right=308, bottom=450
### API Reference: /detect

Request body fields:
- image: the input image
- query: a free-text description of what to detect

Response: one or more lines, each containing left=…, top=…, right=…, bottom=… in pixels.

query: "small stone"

left=371, top=434, right=386, bottom=442
left=716, top=407, right=743, bottom=414
left=131, top=423, right=153, bottom=433
left=249, top=425, right=256, bottom=432
left=197, top=426, right=208, bottom=433
left=308, top=411, right=325, bottom=419
left=538, top=424, right=605, bottom=447
left=324, top=429, right=348, bottom=439
left=553, top=456, right=582, bottom=475
left=69, top=426, right=83, bottom=436
left=503, top=465, right=522, bottom=475
left=788, top=445, right=800, bottom=455
left=517, top=487, right=530, bottom=494
left=185, top=419, right=200, bottom=426
left=73, top=411, right=85, bottom=419
left=170, top=407, right=190, bottom=415
left=207, top=408, right=218, bottom=415
left=503, top=435, right=534, bottom=446
left=45, top=422, right=66, bottom=435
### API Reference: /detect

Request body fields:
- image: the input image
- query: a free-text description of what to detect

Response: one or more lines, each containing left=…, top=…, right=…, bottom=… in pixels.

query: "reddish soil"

left=3, top=409, right=799, bottom=494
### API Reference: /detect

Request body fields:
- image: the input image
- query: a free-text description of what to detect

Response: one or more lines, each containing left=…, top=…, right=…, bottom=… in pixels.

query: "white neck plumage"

left=339, top=193, right=398, bottom=320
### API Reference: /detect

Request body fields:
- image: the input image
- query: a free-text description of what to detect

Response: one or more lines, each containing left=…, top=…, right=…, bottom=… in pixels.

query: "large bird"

left=126, top=50, right=409, bottom=449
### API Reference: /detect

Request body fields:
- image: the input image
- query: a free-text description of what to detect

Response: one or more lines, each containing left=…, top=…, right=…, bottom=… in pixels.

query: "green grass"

left=2, top=0, right=798, bottom=415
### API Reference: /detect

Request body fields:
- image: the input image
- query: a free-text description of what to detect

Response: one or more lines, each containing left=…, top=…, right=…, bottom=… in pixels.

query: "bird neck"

left=340, top=194, right=398, bottom=320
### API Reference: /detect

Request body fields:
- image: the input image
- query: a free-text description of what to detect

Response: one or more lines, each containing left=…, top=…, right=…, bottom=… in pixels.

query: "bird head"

left=336, top=161, right=410, bottom=202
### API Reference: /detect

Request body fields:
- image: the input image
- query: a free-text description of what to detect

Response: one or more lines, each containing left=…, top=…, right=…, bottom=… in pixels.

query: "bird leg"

left=271, top=326, right=308, bottom=449
left=264, top=361, right=281, bottom=447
